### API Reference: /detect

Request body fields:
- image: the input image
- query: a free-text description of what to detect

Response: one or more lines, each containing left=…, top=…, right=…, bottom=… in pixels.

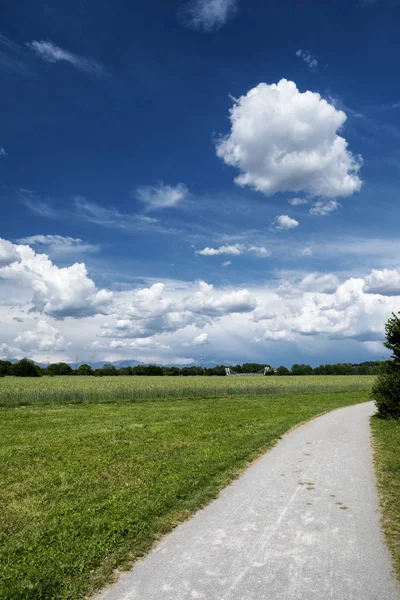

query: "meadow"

left=0, top=375, right=374, bottom=599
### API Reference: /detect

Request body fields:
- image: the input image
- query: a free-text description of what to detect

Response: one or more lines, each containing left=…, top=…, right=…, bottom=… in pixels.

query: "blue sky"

left=1, top=0, right=400, bottom=366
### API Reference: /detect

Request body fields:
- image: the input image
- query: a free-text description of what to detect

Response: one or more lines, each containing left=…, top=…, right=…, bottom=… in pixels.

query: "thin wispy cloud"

left=289, top=197, right=307, bottom=206
left=26, top=40, right=103, bottom=76
left=17, top=234, right=99, bottom=255
left=179, top=0, right=238, bottom=32
left=0, top=34, right=29, bottom=74
left=296, top=49, right=318, bottom=71
left=136, top=183, right=188, bottom=210
left=196, top=244, right=270, bottom=257
left=0, top=147, right=6, bottom=156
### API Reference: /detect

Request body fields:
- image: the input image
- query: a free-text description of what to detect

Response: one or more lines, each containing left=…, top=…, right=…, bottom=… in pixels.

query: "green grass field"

left=371, top=417, right=400, bottom=583
left=0, top=376, right=373, bottom=599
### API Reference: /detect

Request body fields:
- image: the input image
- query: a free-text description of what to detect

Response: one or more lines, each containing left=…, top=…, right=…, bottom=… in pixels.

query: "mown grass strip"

left=371, top=416, right=400, bottom=582
left=0, top=388, right=370, bottom=600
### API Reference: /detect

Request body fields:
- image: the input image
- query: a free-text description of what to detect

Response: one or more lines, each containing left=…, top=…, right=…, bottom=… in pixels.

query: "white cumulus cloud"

left=0, top=238, right=21, bottom=267
left=14, top=320, right=67, bottom=353
left=273, top=215, right=299, bottom=230
left=363, top=268, right=400, bottom=296
left=289, top=197, right=307, bottom=206
left=136, top=183, right=188, bottom=210
left=216, top=79, right=362, bottom=199
left=196, top=244, right=245, bottom=256
left=100, top=281, right=257, bottom=339
left=309, top=200, right=340, bottom=216
left=180, top=0, right=237, bottom=32
left=26, top=40, right=102, bottom=75
left=299, top=273, right=340, bottom=293
left=0, top=239, right=112, bottom=318
left=193, top=332, right=209, bottom=345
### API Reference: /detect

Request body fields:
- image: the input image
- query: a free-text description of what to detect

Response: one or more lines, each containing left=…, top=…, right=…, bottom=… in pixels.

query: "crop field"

left=0, top=376, right=374, bottom=599
left=0, top=374, right=375, bottom=406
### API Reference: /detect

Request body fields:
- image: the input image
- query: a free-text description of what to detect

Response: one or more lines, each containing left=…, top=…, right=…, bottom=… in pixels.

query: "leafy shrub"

left=372, top=312, right=400, bottom=420
left=372, top=366, right=400, bottom=420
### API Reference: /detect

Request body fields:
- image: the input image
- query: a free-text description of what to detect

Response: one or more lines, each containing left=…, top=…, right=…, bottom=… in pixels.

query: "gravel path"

left=96, top=402, right=399, bottom=600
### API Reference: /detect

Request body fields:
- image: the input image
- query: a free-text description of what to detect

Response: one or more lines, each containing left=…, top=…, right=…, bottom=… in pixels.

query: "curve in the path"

left=96, top=402, right=399, bottom=600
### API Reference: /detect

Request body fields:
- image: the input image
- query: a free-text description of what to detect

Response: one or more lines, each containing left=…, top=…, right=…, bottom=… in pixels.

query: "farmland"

left=0, top=374, right=374, bottom=406
left=0, top=375, right=374, bottom=599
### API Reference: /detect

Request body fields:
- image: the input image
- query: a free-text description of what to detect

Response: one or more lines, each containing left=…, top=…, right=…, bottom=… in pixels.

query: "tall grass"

left=0, top=375, right=375, bottom=407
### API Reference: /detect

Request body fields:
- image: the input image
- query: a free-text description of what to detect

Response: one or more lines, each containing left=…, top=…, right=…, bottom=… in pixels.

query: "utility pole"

left=200, top=353, right=204, bottom=375
left=75, top=356, right=79, bottom=371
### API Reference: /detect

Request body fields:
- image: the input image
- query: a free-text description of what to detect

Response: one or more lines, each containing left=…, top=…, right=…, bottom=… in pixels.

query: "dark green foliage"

left=118, top=366, right=133, bottom=376
left=12, top=358, right=41, bottom=377
left=276, top=366, right=290, bottom=376
left=77, top=364, right=94, bottom=376
left=372, top=312, right=400, bottom=419
left=0, top=360, right=12, bottom=376
left=180, top=366, right=203, bottom=376
left=46, top=363, right=74, bottom=376
left=291, top=364, right=313, bottom=376
left=384, top=312, right=400, bottom=362
left=372, top=369, right=400, bottom=419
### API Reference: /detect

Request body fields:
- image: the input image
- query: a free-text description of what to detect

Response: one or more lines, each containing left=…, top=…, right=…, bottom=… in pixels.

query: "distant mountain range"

left=3, top=358, right=209, bottom=369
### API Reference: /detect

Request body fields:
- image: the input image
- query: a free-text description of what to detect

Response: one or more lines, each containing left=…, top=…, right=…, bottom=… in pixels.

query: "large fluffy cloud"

left=0, top=238, right=20, bottom=267
left=363, top=268, right=400, bottom=296
left=1, top=235, right=399, bottom=365
left=100, top=281, right=257, bottom=339
left=14, top=320, right=67, bottom=353
left=0, top=238, right=112, bottom=318
left=216, top=79, right=362, bottom=198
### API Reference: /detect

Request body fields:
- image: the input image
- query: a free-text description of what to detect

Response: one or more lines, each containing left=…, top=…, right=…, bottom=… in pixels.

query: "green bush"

left=372, top=368, right=400, bottom=419
left=372, top=312, right=400, bottom=420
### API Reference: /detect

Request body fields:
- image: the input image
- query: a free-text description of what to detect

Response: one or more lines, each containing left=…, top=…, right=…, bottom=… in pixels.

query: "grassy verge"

left=1, top=390, right=368, bottom=600
left=371, top=416, right=400, bottom=582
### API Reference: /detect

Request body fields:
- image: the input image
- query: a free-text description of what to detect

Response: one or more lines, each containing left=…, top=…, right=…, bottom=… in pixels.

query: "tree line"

left=0, top=358, right=382, bottom=377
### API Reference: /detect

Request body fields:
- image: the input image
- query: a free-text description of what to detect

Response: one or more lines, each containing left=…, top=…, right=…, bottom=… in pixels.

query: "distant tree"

left=77, top=364, right=94, bottom=376
left=291, top=364, right=313, bottom=376
left=118, top=366, right=133, bottom=376
left=162, top=366, right=180, bottom=376
left=145, top=365, right=164, bottom=376
left=46, top=362, right=74, bottom=376
left=101, top=364, right=118, bottom=376
left=276, top=366, right=290, bottom=376
left=12, top=358, right=41, bottom=377
left=313, top=365, right=325, bottom=375
left=372, top=312, right=400, bottom=419
left=0, top=360, right=12, bottom=376
left=205, top=365, right=227, bottom=376
left=180, top=366, right=203, bottom=376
